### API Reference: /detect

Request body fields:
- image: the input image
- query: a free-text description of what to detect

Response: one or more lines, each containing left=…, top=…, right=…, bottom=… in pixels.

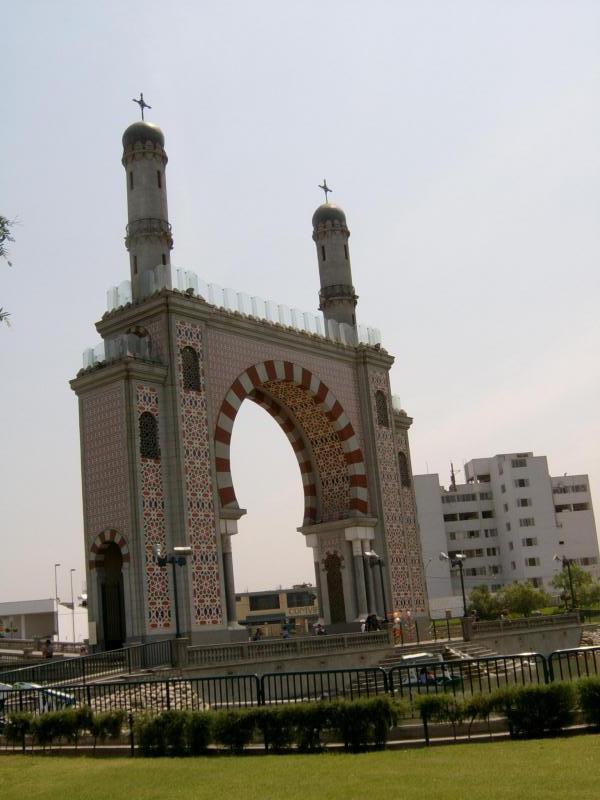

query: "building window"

left=161, top=253, right=166, bottom=265
left=479, top=491, right=492, bottom=500
left=573, top=502, right=590, bottom=511
left=519, top=518, right=535, bottom=527
left=555, top=504, right=572, bottom=513
left=481, top=510, right=494, bottom=519
left=525, top=557, right=540, bottom=567
left=448, top=532, right=456, bottom=541
left=456, top=493, right=477, bottom=502
left=510, top=561, right=516, bottom=570
left=442, top=495, right=457, bottom=504
left=181, top=347, right=201, bottom=391
left=572, top=484, right=588, bottom=493
left=511, top=458, right=527, bottom=468
left=286, top=590, right=316, bottom=608
left=344, top=244, right=348, bottom=260
left=531, top=578, right=543, bottom=588
left=249, top=594, right=280, bottom=611
left=486, top=548, right=498, bottom=557
left=398, top=452, right=411, bottom=488
left=139, top=412, right=160, bottom=460
left=459, top=511, right=479, bottom=521
left=133, top=255, right=138, bottom=275
left=488, top=565, right=502, bottom=575
left=129, top=171, right=134, bottom=189
left=506, top=522, right=511, bottom=532
left=501, top=484, right=506, bottom=494
left=466, top=530, right=480, bottom=539
left=517, top=498, right=532, bottom=507
left=509, top=541, right=514, bottom=550
left=157, top=170, right=162, bottom=189
left=477, top=474, right=491, bottom=483
left=503, top=503, right=509, bottom=513
left=443, top=513, right=458, bottom=522
left=522, top=537, right=538, bottom=547
left=375, top=390, right=389, bottom=427
left=321, top=245, right=326, bottom=261
left=484, top=529, right=498, bottom=538
left=515, top=478, right=530, bottom=488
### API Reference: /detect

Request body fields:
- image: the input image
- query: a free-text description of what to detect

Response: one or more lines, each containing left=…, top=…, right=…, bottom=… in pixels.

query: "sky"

left=1, top=0, right=599, bottom=602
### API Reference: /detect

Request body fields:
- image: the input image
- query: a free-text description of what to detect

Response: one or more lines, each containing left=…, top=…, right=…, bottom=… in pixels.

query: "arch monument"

left=70, top=118, right=428, bottom=647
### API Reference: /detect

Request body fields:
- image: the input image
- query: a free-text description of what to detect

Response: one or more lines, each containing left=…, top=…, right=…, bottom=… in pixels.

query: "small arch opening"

left=181, top=346, right=201, bottom=391
left=375, top=390, right=389, bottom=427
left=321, top=245, right=326, bottom=261
left=139, top=412, right=160, bottom=459
left=398, top=451, right=412, bottom=488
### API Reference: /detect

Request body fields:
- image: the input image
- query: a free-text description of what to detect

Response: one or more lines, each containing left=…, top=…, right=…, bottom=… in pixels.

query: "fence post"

left=166, top=680, right=171, bottom=710
left=258, top=675, right=265, bottom=706
left=81, top=656, right=87, bottom=686
left=446, top=617, right=451, bottom=640
left=127, top=647, right=132, bottom=675
left=546, top=653, right=554, bottom=684
left=129, top=713, right=135, bottom=757
left=423, top=715, right=430, bottom=746
left=386, top=669, right=393, bottom=697
left=415, top=620, right=420, bottom=644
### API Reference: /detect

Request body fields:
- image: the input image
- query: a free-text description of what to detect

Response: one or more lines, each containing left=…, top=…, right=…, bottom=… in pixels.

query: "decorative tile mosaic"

left=136, top=385, right=172, bottom=630
left=368, top=371, right=426, bottom=614
left=81, top=384, right=131, bottom=547
left=176, top=321, right=223, bottom=626
left=264, top=380, right=350, bottom=522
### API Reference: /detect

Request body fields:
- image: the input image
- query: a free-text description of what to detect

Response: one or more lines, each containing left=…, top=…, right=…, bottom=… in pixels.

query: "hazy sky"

left=2, top=1, right=599, bottom=603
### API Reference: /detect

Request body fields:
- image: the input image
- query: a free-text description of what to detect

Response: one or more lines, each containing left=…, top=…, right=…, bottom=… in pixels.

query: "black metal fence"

left=2, top=646, right=599, bottom=719
left=0, top=640, right=173, bottom=686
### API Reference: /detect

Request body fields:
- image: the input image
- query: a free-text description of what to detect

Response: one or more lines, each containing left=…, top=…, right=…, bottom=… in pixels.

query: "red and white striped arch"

left=88, top=529, right=130, bottom=570
left=214, top=360, right=368, bottom=523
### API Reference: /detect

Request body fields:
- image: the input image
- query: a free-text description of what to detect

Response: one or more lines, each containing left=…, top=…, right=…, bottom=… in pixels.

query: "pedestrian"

left=42, top=639, right=54, bottom=659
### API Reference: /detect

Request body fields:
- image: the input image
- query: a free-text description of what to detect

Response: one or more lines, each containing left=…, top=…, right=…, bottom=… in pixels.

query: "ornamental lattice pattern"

left=368, top=371, right=426, bottom=614
left=176, top=321, right=223, bottom=626
left=263, top=380, right=350, bottom=522
left=205, top=327, right=365, bottom=454
left=136, top=385, right=172, bottom=630
left=81, top=384, right=131, bottom=545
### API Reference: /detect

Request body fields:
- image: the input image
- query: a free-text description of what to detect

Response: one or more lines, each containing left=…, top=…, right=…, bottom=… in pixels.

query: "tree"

left=0, top=214, right=15, bottom=325
left=551, top=563, right=600, bottom=609
left=467, top=585, right=502, bottom=620
left=499, top=581, right=551, bottom=617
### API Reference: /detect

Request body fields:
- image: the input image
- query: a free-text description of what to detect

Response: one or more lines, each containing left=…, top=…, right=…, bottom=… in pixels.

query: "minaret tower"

left=122, top=120, right=173, bottom=300
left=312, top=199, right=358, bottom=328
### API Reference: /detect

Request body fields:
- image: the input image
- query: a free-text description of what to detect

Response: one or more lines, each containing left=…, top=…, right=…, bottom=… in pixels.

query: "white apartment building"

left=414, top=453, right=599, bottom=614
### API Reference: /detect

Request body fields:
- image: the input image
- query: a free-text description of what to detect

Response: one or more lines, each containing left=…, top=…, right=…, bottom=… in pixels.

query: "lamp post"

left=155, top=546, right=192, bottom=637
left=364, top=550, right=388, bottom=622
left=70, top=569, right=76, bottom=645
left=554, top=554, right=577, bottom=610
left=53, top=563, right=61, bottom=639
left=440, top=552, right=468, bottom=616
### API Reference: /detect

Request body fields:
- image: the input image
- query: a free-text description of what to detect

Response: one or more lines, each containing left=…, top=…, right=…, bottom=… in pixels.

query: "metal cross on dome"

left=132, top=92, right=152, bottom=121
left=318, top=179, right=332, bottom=203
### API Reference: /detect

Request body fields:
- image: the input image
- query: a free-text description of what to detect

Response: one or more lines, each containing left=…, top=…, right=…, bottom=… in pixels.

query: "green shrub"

left=186, top=711, right=213, bottom=755
left=288, top=702, right=330, bottom=752
left=134, top=714, right=167, bottom=757
left=328, top=697, right=399, bottom=752
left=213, top=708, right=256, bottom=753
left=492, top=683, right=576, bottom=738
left=462, top=693, right=496, bottom=738
left=253, top=706, right=295, bottom=752
left=577, top=677, right=600, bottom=728
left=5, top=712, right=32, bottom=747
left=90, top=710, right=126, bottom=750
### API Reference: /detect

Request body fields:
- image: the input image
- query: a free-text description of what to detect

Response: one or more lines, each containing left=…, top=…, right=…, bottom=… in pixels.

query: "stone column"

left=351, top=539, right=369, bottom=619
left=364, top=545, right=378, bottom=615
left=220, top=520, right=238, bottom=625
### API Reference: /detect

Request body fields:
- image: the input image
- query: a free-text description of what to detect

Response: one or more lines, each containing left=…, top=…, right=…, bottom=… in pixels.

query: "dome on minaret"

left=122, top=121, right=165, bottom=149
left=312, top=203, right=347, bottom=228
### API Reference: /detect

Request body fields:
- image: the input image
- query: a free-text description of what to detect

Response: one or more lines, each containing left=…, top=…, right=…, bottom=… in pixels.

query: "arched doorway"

left=98, top=542, right=126, bottom=650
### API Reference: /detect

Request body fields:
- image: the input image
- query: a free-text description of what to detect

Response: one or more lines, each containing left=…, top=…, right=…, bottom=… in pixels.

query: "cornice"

left=70, top=357, right=168, bottom=395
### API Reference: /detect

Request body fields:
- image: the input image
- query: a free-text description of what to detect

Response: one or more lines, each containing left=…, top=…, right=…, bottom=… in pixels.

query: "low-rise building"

left=414, top=452, right=599, bottom=613
left=235, top=584, right=320, bottom=637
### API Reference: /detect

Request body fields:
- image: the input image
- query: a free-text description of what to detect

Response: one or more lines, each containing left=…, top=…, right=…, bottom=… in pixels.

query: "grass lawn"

left=1, top=736, right=599, bottom=800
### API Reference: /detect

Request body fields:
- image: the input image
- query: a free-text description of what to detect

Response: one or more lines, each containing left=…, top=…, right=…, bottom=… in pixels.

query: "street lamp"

left=53, top=563, right=61, bottom=638
left=364, top=550, right=388, bottom=623
left=440, top=552, right=468, bottom=616
left=154, top=546, right=192, bottom=638
left=554, top=554, right=577, bottom=610
left=70, top=569, right=76, bottom=645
